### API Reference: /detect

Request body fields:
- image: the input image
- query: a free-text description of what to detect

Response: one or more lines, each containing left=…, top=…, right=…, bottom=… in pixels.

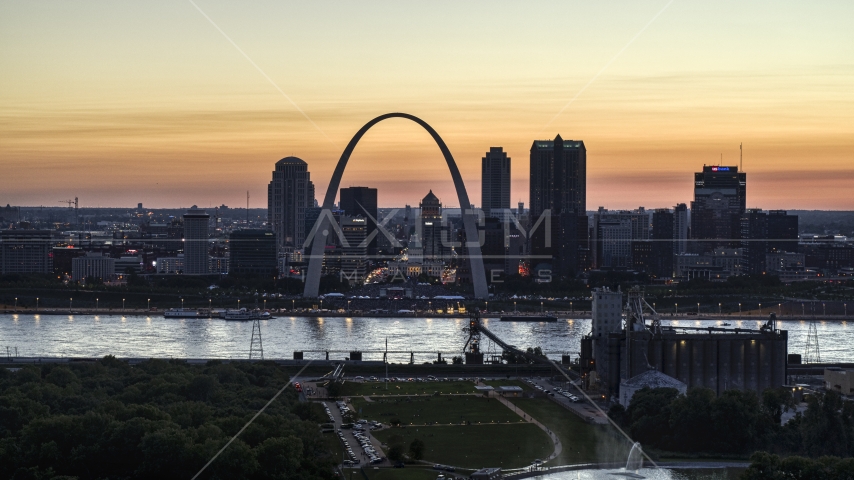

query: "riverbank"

left=3, top=308, right=853, bottom=321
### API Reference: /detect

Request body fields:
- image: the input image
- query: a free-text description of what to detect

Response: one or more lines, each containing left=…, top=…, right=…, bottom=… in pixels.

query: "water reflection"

left=0, top=314, right=850, bottom=363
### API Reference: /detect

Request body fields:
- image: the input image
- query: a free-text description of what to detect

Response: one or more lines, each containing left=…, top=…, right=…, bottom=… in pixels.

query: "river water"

left=1, top=314, right=851, bottom=364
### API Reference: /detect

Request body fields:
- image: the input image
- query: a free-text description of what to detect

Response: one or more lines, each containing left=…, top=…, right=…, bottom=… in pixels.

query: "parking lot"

left=322, top=399, right=389, bottom=467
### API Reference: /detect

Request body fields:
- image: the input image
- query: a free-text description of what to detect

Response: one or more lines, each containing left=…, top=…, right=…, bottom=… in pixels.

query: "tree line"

left=609, top=386, right=854, bottom=464
left=0, top=357, right=337, bottom=480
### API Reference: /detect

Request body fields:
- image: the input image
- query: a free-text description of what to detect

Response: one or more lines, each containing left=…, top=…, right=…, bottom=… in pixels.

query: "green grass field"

left=342, top=381, right=477, bottom=396
left=350, top=395, right=523, bottom=425
left=373, top=424, right=553, bottom=469
left=507, top=397, right=626, bottom=465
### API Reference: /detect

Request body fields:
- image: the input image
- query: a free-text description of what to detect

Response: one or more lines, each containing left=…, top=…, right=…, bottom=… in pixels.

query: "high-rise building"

left=340, top=187, right=378, bottom=256
left=267, top=156, right=315, bottom=252
left=529, top=135, right=587, bottom=277
left=741, top=209, right=768, bottom=275
left=229, top=230, right=277, bottom=276
left=183, top=206, right=209, bottom=275
left=0, top=230, right=52, bottom=274
left=419, top=190, right=448, bottom=261
left=650, top=208, right=675, bottom=278
left=673, top=203, right=689, bottom=255
left=481, top=147, right=510, bottom=218
left=691, top=165, right=746, bottom=254
left=592, top=208, right=649, bottom=269
left=529, top=135, right=586, bottom=219
left=741, top=209, right=799, bottom=276
left=767, top=210, right=799, bottom=254
left=339, top=216, right=368, bottom=284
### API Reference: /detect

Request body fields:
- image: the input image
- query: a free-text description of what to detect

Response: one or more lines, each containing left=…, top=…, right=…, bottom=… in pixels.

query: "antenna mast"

left=246, top=191, right=249, bottom=226
left=740, top=143, right=743, bottom=171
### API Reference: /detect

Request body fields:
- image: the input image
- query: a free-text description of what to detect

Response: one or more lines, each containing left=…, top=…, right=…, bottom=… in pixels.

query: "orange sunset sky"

left=1, top=1, right=852, bottom=210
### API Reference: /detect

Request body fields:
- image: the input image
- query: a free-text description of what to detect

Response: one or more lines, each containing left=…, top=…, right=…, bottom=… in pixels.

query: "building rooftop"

left=276, top=156, right=307, bottom=166
left=621, top=369, right=686, bottom=389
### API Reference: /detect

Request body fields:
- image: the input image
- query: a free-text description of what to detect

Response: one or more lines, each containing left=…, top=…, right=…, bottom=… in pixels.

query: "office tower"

left=481, top=147, right=510, bottom=218
left=691, top=165, right=746, bottom=254
left=529, top=134, right=586, bottom=219
left=650, top=209, right=675, bottom=278
left=267, top=156, right=315, bottom=252
left=741, top=209, right=767, bottom=275
left=183, top=206, right=210, bottom=275
left=340, top=187, right=378, bottom=256
left=529, top=135, right=586, bottom=277
left=229, top=230, right=277, bottom=276
left=419, top=190, right=447, bottom=261
left=339, top=216, right=368, bottom=284
left=592, top=208, right=649, bottom=269
left=767, top=210, right=799, bottom=253
left=0, top=230, right=52, bottom=274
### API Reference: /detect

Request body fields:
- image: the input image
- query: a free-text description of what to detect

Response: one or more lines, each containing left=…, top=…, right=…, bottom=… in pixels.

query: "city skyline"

left=2, top=2, right=853, bottom=210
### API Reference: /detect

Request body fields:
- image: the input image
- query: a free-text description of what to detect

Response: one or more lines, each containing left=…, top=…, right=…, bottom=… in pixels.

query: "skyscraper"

left=419, top=190, right=447, bottom=261
left=183, top=206, right=209, bottom=275
left=691, top=165, right=746, bottom=254
left=529, top=135, right=587, bottom=277
left=267, top=156, right=315, bottom=252
left=481, top=147, right=510, bottom=218
left=529, top=134, right=586, bottom=219
left=340, top=186, right=378, bottom=256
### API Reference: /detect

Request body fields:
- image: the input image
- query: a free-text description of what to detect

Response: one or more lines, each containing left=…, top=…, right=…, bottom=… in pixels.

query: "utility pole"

left=246, top=191, right=250, bottom=226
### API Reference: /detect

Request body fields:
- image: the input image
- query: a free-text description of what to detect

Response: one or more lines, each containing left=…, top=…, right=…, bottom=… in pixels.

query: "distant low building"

left=156, top=255, right=184, bottom=274
left=72, top=252, right=115, bottom=282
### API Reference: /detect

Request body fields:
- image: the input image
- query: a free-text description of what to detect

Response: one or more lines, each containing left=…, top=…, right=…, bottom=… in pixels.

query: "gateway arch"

left=303, top=113, right=489, bottom=300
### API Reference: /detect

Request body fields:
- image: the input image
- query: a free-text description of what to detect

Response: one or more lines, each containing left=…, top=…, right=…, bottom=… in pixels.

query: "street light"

left=264, top=299, right=267, bottom=311
left=779, top=303, right=782, bottom=316
left=485, top=301, right=488, bottom=312
left=292, top=299, right=295, bottom=311
left=570, top=301, right=573, bottom=314
left=697, top=302, right=700, bottom=315
left=148, top=298, right=151, bottom=311
left=718, top=303, right=722, bottom=315
left=36, top=298, right=39, bottom=311
left=181, top=298, right=184, bottom=310
left=122, top=298, right=126, bottom=312
left=540, top=301, right=543, bottom=313
left=347, top=300, right=351, bottom=315
left=514, top=301, right=517, bottom=313
left=739, top=303, right=742, bottom=314
left=823, top=303, right=826, bottom=316
left=802, top=303, right=805, bottom=316
left=14, top=297, right=17, bottom=311
left=759, top=303, right=762, bottom=315
left=69, top=297, right=73, bottom=311
left=96, top=298, right=99, bottom=310
left=238, top=299, right=241, bottom=310
left=675, top=303, right=678, bottom=315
